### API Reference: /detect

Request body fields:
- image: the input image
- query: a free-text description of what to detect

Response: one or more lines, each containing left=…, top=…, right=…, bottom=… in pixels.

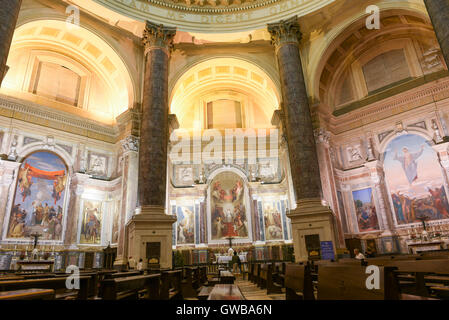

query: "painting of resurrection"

left=352, top=188, right=380, bottom=232
left=210, top=172, right=248, bottom=240
left=176, top=205, right=195, bottom=245
left=7, top=151, right=67, bottom=240
left=384, top=134, right=449, bottom=224
left=80, top=200, right=103, bottom=245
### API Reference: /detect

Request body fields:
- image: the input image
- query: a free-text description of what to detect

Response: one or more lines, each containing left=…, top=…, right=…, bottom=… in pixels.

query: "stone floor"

left=235, top=275, right=285, bottom=300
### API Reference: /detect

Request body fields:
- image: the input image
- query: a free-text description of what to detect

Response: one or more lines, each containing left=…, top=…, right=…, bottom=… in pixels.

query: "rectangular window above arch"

left=362, top=49, right=411, bottom=94
left=206, top=99, right=243, bottom=129
left=31, top=61, right=82, bottom=107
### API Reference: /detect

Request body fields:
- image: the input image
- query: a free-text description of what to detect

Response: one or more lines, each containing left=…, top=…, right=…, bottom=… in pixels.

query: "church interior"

left=0, top=0, right=449, bottom=301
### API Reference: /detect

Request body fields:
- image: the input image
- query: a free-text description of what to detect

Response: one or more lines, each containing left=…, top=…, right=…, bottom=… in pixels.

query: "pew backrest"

left=317, top=265, right=399, bottom=300
left=101, top=274, right=161, bottom=300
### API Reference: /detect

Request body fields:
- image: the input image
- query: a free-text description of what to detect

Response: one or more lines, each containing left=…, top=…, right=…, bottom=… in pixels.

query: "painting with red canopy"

left=7, top=151, right=67, bottom=240
left=210, top=171, right=248, bottom=240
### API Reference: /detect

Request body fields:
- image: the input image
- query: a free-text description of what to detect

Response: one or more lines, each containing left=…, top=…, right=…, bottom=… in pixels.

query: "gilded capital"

left=267, top=15, right=302, bottom=48
left=142, top=21, right=177, bottom=54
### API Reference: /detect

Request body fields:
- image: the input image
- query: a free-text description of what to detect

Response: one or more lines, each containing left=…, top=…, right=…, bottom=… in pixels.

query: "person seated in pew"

left=354, top=249, right=365, bottom=260
left=137, top=259, right=143, bottom=271
left=128, top=256, right=136, bottom=270
left=365, top=247, right=375, bottom=258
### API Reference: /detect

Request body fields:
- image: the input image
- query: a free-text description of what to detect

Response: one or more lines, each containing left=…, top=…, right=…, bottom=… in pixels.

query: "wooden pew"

left=104, top=271, right=141, bottom=279
left=0, top=276, right=91, bottom=300
left=266, top=264, right=283, bottom=294
left=160, top=270, right=182, bottom=300
left=317, top=265, right=400, bottom=300
left=383, top=259, right=449, bottom=297
left=199, top=266, right=208, bottom=286
left=252, top=264, right=261, bottom=286
left=180, top=267, right=197, bottom=298
left=285, top=264, right=314, bottom=300
left=187, top=266, right=200, bottom=291
left=248, top=262, right=255, bottom=282
left=101, top=274, right=161, bottom=300
left=258, top=264, right=268, bottom=289
left=272, top=262, right=285, bottom=287
left=0, top=288, right=55, bottom=300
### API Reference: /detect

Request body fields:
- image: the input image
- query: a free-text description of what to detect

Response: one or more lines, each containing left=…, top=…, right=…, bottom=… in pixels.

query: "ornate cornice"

left=0, top=94, right=118, bottom=143
left=149, top=0, right=280, bottom=13
left=143, top=21, right=177, bottom=54
left=329, top=76, right=449, bottom=135
left=267, top=15, right=302, bottom=48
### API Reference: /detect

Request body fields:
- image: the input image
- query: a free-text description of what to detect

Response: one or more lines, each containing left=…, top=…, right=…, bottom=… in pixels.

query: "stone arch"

left=4, top=19, right=137, bottom=121
left=311, top=6, right=442, bottom=113
left=169, top=57, right=280, bottom=130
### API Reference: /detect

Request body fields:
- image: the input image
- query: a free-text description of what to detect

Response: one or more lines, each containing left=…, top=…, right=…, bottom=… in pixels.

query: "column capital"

left=314, top=128, right=331, bottom=146
left=267, top=15, right=302, bottom=48
left=142, top=21, right=176, bottom=55
left=121, top=135, right=139, bottom=153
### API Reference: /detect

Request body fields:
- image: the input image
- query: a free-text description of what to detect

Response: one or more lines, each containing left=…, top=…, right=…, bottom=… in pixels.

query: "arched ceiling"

left=3, top=19, right=135, bottom=123
left=170, top=57, right=280, bottom=129
left=68, top=0, right=336, bottom=33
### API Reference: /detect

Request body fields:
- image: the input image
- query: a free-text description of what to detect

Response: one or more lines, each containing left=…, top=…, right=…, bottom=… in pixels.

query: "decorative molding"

left=148, top=0, right=279, bottom=12
left=121, top=135, right=139, bottom=153
left=330, top=77, right=449, bottom=134
left=143, top=21, right=176, bottom=54
left=267, top=15, right=301, bottom=48
left=0, top=94, right=118, bottom=142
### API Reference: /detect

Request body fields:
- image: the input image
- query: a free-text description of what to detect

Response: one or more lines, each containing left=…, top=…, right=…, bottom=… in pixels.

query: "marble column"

left=0, top=0, right=22, bottom=84
left=138, top=21, right=175, bottom=209
left=268, top=16, right=338, bottom=262
left=424, top=0, right=449, bottom=68
left=126, top=21, right=177, bottom=269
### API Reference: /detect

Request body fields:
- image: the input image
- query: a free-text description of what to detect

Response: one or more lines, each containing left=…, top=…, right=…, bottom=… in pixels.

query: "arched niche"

left=2, top=19, right=136, bottom=123
left=314, top=9, right=446, bottom=114
left=207, top=168, right=252, bottom=244
left=383, top=133, right=449, bottom=226
left=3, top=150, right=70, bottom=242
left=170, top=57, right=280, bottom=130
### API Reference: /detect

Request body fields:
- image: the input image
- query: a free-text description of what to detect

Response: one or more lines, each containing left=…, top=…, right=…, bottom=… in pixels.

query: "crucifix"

left=226, top=237, right=235, bottom=249
left=417, top=216, right=429, bottom=231
left=30, top=233, right=42, bottom=249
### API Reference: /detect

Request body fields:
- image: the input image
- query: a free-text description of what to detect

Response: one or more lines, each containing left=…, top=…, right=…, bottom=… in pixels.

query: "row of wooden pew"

left=245, top=253, right=449, bottom=300
left=284, top=255, right=449, bottom=300
left=0, top=265, right=210, bottom=300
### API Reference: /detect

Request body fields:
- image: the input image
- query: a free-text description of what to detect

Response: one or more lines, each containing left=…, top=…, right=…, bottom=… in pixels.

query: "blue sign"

left=320, top=241, right=335, bottom=260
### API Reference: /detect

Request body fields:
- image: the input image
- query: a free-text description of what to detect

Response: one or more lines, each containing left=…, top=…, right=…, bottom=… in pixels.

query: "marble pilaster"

left=363, top=161, right=395, bottom=234
left=0, top=160, right=20, bottom=240
left=64, top=173, right=89, bottom=248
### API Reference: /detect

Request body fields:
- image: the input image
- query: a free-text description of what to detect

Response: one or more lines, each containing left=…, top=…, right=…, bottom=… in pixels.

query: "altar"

left=16, top=260, right=54, bottom=273
left=407, top=241, right=445, bottom=254
left=216, top=253, right=247, bottom=264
